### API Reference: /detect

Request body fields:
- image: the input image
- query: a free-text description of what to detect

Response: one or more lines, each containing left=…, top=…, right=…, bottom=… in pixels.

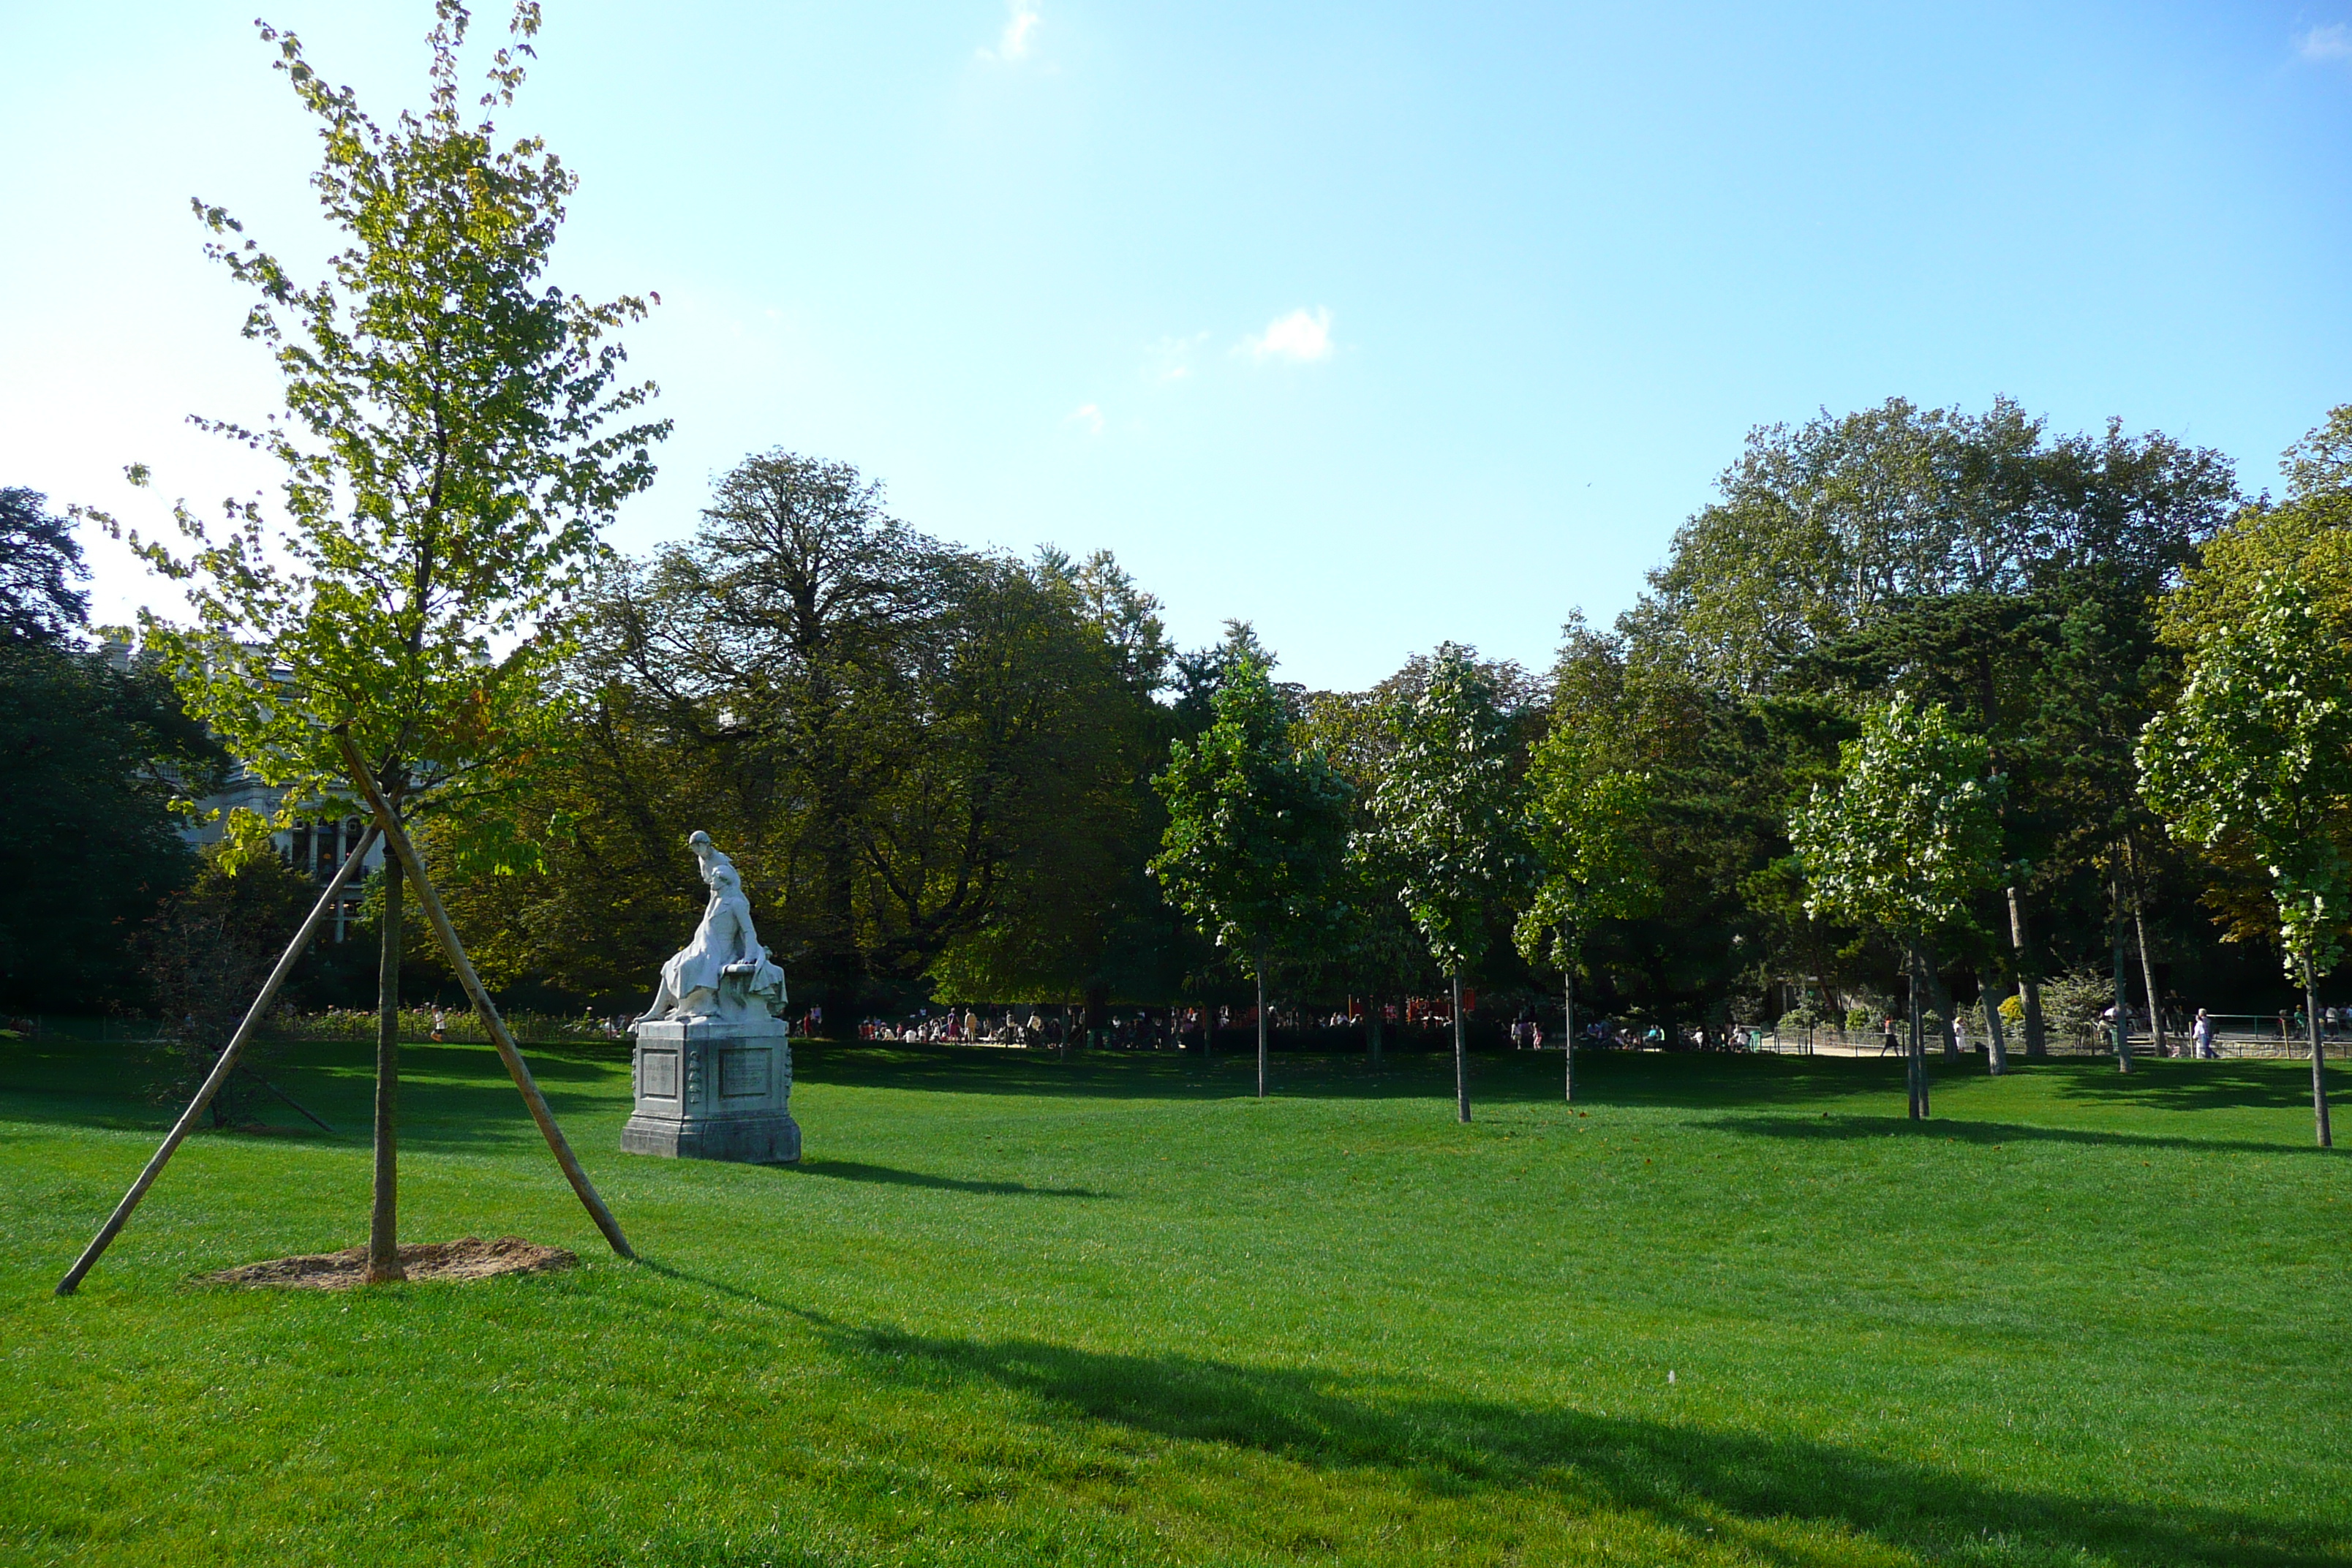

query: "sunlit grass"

left=4, top=1036, right=2347, bottom=1565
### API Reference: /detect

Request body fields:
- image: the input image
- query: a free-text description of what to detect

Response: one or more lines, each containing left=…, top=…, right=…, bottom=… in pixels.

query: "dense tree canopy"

left=0, top=483, right=218, bottom=1011
left=438, top=451, right=1185, bottom=1026
left=0, top=489, right=89, bottom=646
left=50, top=385, right=2352, bottom=1058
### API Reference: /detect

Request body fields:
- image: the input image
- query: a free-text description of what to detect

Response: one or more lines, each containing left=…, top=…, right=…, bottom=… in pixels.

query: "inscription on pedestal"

left=643, top=1049, right=679, bottom=1098
left=720, top=1047, right=769, bottom=1098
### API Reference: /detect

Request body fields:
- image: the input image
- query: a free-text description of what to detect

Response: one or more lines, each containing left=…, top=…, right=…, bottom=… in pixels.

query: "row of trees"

left=15, top=402, right=2352, bottom=1067
left=418, top=397, right=2348, bottom=1110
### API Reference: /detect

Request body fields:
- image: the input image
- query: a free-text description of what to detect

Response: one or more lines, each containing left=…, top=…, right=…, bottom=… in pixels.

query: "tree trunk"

left=2008, top=885, right=2047, bottom=1058
left=2133, top=896, right=2166, bottom=1057
left=2111, top=852, right=2132, bottom=1074
left=1927, top=943, right=1959, bottom=1063
left=2127, top=840, right=2167, bottom=1056
left=1564, top=959, right=1577, bottom=1105
left=2308, top=961, right=2333, bottom=1149
left=1452, top=972, right=1471, bottom=1123
left=1907, top=940, right=1929, bottom=1120
left=815, top=878, right=859, bottom=1041
left=1368, top=998, right=1383, bottom=1064
left=1981, top=970, right=2009, bottom=1077
left=367, top=851, right=406, bottom=1285
left=1255, top=934, right=1270, bottom=1100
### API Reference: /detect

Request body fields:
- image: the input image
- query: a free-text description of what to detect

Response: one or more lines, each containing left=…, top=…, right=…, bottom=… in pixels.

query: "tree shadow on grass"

left=2035, top=1057, right=2335, bottom=1116
left=778, top=1314, right=2341, bottom=1567
left=1700, top=1111, right=2326, bottom=1158
left=783, top=1157, right=1109, bottom=1199
left=0, top=1065, right=630, bottom=1166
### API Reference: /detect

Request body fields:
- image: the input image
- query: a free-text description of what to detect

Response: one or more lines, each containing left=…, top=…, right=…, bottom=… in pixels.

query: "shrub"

left=2039, top=970, right=2115, bottom=1045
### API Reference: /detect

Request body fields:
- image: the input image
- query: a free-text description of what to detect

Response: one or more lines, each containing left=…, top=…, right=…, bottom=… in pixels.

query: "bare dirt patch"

left=200, top=1235, right=576, bottom=1290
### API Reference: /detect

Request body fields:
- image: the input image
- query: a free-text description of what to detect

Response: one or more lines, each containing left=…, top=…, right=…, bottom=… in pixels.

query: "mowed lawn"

left=2, top=1036, right=2348, bottom=1567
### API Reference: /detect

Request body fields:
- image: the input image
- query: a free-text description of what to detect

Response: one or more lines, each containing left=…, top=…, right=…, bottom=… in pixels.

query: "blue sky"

left=3, top=1, right=2347, bottom=690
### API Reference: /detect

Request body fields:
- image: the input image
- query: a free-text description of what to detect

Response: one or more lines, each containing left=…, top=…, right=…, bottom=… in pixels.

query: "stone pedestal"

left=622, top=1015, right=801, bottom=1164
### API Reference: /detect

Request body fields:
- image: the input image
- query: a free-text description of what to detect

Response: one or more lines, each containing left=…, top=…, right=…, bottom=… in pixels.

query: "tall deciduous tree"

left=1515, top=720, right=1656, bottom=1102
left=1370, top=644, right=1528, bottom=1123
left=106, top=2, right=667, bottom=1281
left=2142, top=574, right=2352, bottom=1147
left=0, top=489, right=90, bottom=646
left=1547, top=617, right=1786, bottom=1050
left=1152, top=654, right=1352, bottom=1097
left=1294, top=687, right=1433, bottom=1063
left=0, top=644, right=219, bottom=1013
left=2140, top=406, right=2352, bottom=1146
left=563, top=456, right=1161, bottom=1024
left=1790, top=698, right=2002, bottom=1119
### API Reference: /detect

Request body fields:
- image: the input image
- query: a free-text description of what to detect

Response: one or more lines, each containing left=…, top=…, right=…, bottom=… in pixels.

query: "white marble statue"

left=636, top=832, right=788, bottom=1024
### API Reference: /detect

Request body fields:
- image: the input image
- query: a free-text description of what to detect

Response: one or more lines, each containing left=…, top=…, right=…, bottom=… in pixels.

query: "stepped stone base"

left=621, top=1015, right=801, bottom=1165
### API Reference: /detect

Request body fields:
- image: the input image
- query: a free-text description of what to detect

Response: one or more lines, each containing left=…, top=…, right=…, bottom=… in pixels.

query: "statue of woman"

left=637, top=832, right=788, bottom=1023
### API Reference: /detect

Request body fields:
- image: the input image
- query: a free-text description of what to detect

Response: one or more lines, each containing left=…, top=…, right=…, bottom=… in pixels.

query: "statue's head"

left=687, top=830, right=713, bottom=855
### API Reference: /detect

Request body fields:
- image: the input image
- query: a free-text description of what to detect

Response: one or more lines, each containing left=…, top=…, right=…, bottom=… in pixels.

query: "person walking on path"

left=2193, top=1007, right=2218, bottom=1060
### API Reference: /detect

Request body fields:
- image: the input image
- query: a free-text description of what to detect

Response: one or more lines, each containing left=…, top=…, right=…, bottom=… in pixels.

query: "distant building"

left=181, top=765, right=381, bottom=943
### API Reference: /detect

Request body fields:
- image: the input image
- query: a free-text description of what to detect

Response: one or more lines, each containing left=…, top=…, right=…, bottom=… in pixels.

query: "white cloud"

left=1243, top=306, right=1335, bottom=363
left=981, top=1, right=1041, bottom=62
left=1146, top=331, right=1210, bottom=382
left=1065, top=402, right=1104, bottom=436
left=2299, top=22, right=2352, bottom=61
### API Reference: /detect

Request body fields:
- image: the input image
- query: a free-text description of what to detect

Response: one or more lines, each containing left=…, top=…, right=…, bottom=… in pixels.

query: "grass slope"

left=1, top=1037, right=2347, bottom=1567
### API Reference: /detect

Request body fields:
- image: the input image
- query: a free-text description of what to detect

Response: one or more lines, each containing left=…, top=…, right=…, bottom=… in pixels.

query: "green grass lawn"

left=2, top=1035, right=2348, bottom=1567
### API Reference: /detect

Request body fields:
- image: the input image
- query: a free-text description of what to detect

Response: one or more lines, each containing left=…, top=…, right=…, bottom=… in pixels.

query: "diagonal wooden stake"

left=238, top=1063, right=334, bottom=1133
left=337, top=734, right=635, bottom=1261
left=56, top=824, right=383, bottom=1296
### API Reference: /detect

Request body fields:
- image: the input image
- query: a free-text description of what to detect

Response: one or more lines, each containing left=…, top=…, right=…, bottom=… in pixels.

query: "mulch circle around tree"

left=200, top=1236, right=576, bottom=1290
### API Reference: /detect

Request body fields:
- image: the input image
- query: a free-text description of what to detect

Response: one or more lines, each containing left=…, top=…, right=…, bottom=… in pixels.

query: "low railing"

left=1735, top=1021, right=2338, bottom=1060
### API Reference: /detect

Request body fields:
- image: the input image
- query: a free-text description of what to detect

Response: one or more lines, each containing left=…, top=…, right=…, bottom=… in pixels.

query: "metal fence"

left=1733, top=1019, right=2335, bottom=1060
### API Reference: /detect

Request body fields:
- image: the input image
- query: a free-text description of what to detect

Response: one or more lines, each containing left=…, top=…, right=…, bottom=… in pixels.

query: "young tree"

left=1515, top=721, right=1656, bottom=1103
left=1151, top=654, right=1352, bottom=1097
left=105, top=3, right=667, bottom=1281
left=1790, top=698, right=2003, bottom=1119
left=2139, top=406, right=2352, bottom=1146
left=2140, top=573, right=2351, bottom=1147
left=1370, top=644, right=1529, bottom=1123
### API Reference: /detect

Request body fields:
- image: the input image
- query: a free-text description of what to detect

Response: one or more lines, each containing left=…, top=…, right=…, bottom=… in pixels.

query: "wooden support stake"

left=238, top=1063, right=334, bottom=1133
left=337, top=735, right=636, bottom=1261
left=56, top=825, right=381, bottom=1296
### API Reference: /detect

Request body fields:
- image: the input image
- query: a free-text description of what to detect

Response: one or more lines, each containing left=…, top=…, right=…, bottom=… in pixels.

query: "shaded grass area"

left=2, top=1037, right=2348, bottom=1566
